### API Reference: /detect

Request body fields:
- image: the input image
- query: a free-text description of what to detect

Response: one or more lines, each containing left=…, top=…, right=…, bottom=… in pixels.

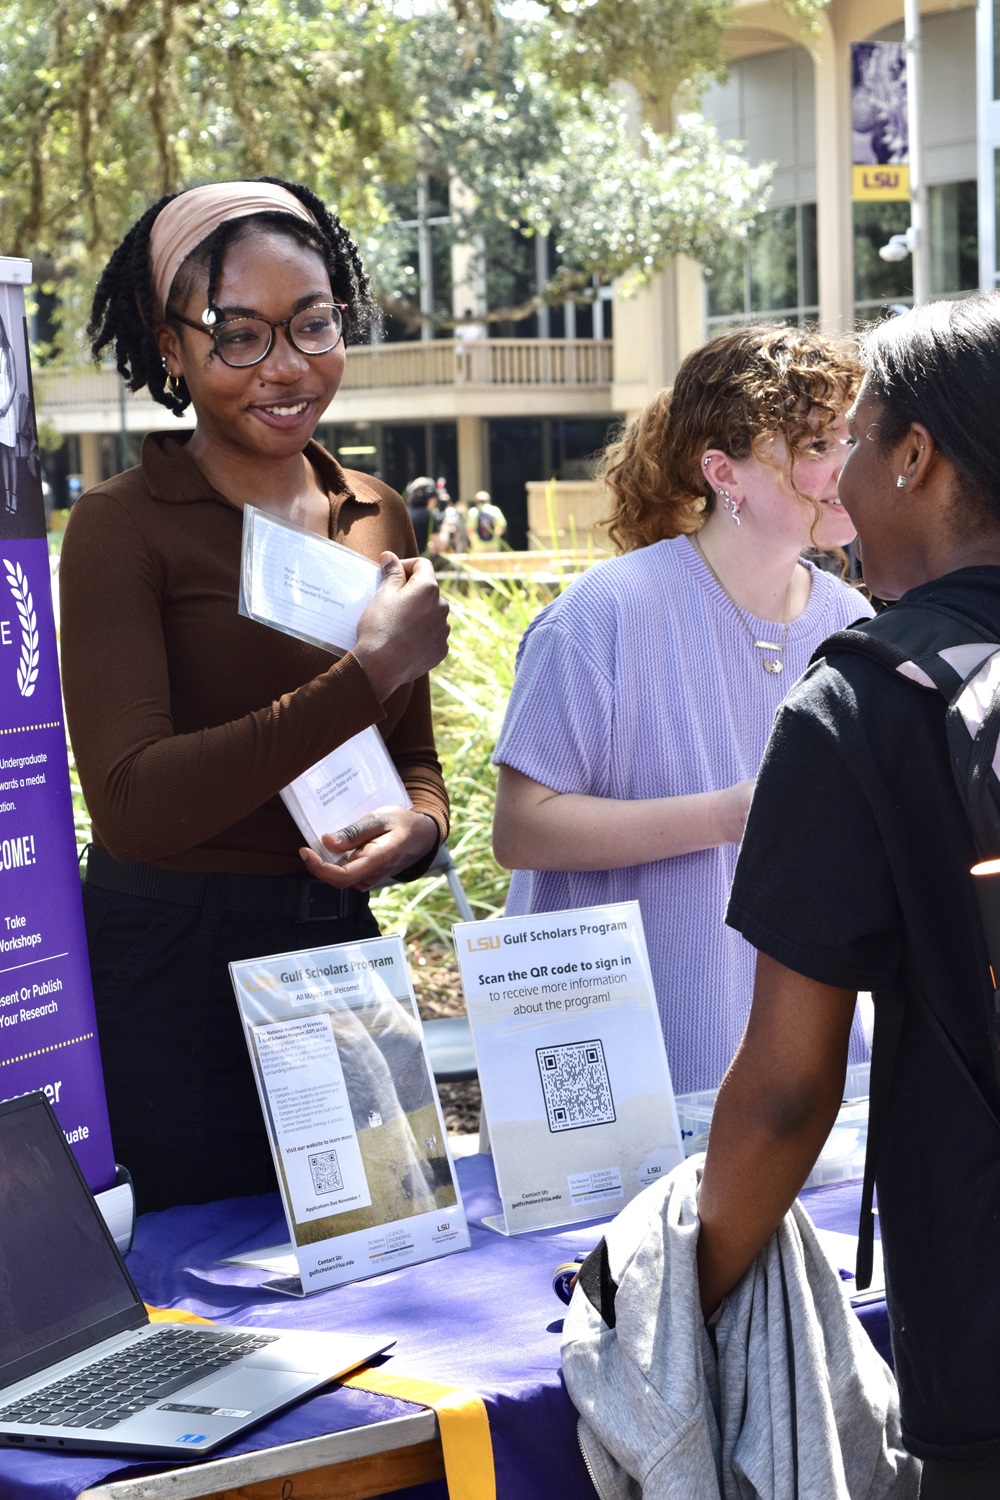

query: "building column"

left=456, top=414, right=485, bottom=501
left=610, top=255, right=704, bottom=417
left=79, top=433, right=103, bottom=492
left=812, top=13, right=855, bottom=332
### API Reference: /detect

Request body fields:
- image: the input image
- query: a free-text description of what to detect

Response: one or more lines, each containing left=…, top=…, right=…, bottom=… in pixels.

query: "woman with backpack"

left=699, top=294, right=1000, bottom=1496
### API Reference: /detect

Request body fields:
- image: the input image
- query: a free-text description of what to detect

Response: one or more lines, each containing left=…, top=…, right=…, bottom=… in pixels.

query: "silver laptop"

left=0, top=1092, right=394, bottom=1458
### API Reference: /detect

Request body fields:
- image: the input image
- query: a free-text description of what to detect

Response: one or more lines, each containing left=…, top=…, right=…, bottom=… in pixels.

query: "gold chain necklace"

left=692, top=536, right=793, bottom=675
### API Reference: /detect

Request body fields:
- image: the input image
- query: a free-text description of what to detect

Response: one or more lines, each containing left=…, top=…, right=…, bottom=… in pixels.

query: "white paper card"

left=239, top=504, right=380, bottom=655
left=230, top=935, right=470, bottom=1293
left=455, top=901, right=684, bottom=1234
left=280, top=727, right=412, bottom=864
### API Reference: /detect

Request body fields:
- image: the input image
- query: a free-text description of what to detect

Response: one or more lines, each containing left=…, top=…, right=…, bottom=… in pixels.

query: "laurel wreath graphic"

left=3, top=559, right=39, bottom=698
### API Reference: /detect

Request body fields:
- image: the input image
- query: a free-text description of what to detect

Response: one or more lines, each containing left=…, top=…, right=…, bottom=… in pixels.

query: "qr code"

left=308, top=1148, right=343, bottom=1195
left=536, top=1039, right=616, bottom=1133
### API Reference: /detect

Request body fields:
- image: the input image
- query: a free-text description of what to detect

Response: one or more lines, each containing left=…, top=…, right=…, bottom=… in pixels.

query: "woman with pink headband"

left=60, top=178, right=451, bottom=1211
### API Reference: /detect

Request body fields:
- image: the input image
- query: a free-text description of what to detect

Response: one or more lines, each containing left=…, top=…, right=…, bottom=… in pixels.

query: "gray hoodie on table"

left=561, top=1157, right=919, bottom=1499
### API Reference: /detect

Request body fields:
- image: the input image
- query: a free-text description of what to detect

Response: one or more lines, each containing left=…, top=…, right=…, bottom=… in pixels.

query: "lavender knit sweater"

left=493, top=536, right=873, bottom=1095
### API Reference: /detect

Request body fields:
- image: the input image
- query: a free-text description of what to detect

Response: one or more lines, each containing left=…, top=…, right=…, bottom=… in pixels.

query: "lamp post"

left=904, top=0, right=931, bottom=305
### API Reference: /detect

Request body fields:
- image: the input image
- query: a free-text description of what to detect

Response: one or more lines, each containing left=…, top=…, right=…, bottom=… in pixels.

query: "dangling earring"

left=730, top=498, right=741, bottom=526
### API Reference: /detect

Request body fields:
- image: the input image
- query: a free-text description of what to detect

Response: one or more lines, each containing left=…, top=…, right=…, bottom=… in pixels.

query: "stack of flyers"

left=281, top=727, right=411, bottom=864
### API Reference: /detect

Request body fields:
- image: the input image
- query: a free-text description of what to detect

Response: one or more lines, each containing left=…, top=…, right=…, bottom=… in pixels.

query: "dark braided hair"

left=88, top=177, right=379, bottom=418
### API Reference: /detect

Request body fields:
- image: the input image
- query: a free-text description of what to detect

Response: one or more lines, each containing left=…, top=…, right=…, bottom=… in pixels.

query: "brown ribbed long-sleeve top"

left=59, top=433, right=449, bottom=876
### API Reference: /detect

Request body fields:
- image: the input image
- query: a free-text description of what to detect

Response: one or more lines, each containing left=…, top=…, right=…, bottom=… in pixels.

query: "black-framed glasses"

left=166, top=301, right=347, bottom=368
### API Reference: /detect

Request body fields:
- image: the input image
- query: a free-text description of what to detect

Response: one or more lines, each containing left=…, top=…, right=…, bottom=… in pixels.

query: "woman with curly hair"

left=60, top=179, right=450, bottom=1210
left=492, top=325, right=871, bottom=1094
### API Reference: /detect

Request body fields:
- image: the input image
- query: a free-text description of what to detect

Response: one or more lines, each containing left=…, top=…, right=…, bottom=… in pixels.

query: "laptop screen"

left=0, top=1094, right=142, bottom=1389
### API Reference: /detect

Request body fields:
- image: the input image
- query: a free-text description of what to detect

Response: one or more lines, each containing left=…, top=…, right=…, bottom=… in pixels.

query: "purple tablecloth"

left=0, top=1157, right=886, bottom=1500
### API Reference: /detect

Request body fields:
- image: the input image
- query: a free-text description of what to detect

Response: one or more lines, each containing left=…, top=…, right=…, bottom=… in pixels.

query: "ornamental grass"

left=371, top=570, right=563, bottom=944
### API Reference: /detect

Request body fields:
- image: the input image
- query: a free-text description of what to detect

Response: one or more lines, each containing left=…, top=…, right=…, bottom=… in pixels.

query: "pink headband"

left=148, top=181, right=318, bottom=318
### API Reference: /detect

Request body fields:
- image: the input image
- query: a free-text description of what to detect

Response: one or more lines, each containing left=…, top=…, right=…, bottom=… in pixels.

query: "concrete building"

left=36, top=0, right=985, bottom=544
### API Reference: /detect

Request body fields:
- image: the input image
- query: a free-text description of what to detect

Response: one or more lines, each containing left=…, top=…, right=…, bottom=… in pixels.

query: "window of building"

left=705, top=203, right=818, bottom=329
left=313, top=421, right=459, bottom=498
left=854, top=179, right=978, bottom=319
left=487, top=415, right=616, bottom=548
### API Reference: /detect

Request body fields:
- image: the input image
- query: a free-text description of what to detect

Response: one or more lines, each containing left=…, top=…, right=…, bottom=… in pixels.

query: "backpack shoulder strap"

left=813, top=604, right=1000, bottom=1284
left=815, top=602, right=1000, bottom=696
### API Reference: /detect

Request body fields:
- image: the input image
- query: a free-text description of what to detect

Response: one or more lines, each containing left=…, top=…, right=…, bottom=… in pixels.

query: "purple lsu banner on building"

left=0, top=259, right=115, bottom=1191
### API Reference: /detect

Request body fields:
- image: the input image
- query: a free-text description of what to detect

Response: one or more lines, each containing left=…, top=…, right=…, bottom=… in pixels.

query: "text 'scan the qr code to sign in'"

left=536, top=1040, right=616, bottom=1133
left=309, top=1148, right=344, bottom=1195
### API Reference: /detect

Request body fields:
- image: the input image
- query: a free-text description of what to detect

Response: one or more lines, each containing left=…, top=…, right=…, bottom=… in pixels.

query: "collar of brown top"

left=139, top=431, right=380, bottom=512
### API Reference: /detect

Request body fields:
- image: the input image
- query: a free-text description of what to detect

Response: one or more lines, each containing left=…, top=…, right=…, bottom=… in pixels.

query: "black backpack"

left=816, top=601, right=1000, bottom=1286
left=475, top=505, right=498, bottom=543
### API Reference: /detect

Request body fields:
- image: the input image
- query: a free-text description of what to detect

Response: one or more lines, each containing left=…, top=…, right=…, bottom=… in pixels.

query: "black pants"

left=919, top=1458, right=1000, bottom=1497
left=83, top=880, right=379, bottom=1214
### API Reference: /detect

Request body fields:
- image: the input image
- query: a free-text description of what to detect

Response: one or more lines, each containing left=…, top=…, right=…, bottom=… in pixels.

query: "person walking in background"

left=60, top=178, right=450, bottom=1212
left=466, top=489, right=507, bottom=551
left=492, top=325, right=872, bottom=1096
left=405, top=475, right=465, bottom=559
left=431, top=485, right=467, bottom=556
left=405, top=475, right=439, bottom=554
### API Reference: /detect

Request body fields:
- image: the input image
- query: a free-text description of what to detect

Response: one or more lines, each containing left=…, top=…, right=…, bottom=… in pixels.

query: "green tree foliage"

left=2, top=0, right=772, bottom=347
left=367, top=8, right=769, bottom=317
left=534, top=0, right=732, bottom=111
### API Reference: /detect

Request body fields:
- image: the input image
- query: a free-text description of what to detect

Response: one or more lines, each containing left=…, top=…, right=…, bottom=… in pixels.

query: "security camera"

left=878, top=229, right=916, bottom=263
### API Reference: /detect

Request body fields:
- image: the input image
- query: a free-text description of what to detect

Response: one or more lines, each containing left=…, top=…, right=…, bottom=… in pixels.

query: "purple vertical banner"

left=0, top=259, right=115, bottom=1192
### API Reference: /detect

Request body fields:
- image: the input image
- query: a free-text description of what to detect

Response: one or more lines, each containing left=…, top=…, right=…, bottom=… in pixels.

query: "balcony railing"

left=37, top=338, right=613, bottom=409
left=341, top=338, right=613, bottom=389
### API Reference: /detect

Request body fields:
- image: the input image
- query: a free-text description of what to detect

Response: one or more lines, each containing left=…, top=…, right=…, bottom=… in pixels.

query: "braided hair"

left=88, top=177, right=379, bottom=418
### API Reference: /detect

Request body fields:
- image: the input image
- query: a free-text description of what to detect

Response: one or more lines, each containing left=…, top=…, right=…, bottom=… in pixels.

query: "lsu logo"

left=466, top=934, right=501, bottom=952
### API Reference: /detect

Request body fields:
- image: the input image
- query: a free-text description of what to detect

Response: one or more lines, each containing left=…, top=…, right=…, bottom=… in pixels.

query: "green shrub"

left=371, top=572, right=563, bottom=943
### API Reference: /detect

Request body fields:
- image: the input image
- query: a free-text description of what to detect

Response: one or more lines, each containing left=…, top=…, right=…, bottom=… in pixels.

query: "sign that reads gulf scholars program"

left=456, top=901, right=684, bottom=1235
left=0, top=258, right=115, bottom=1193
left=230, top=934, right=470, bottom=1295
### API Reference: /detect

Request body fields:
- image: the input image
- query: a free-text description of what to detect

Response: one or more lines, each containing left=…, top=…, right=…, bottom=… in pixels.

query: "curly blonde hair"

left=601, top=325, right=861, bottom=554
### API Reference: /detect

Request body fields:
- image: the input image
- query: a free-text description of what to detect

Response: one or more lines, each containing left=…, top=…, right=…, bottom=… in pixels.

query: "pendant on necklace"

left=764, top=659, right=784, bottom=674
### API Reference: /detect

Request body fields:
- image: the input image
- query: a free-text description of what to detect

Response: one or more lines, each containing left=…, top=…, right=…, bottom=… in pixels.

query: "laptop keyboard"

left=0, top=1325, right=278, bottom=1429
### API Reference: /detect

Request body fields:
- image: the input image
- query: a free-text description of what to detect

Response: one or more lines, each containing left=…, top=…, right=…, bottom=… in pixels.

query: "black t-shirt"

left=408, top=503, right=433, bottom=553
left=728, top=567, right=1000, bottom=1463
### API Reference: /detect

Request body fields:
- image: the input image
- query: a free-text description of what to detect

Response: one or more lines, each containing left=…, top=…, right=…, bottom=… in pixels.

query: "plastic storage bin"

left=674, top=1060, right=871, bottom=1189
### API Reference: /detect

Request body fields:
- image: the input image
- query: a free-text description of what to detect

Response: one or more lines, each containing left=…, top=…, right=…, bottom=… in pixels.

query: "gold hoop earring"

left=166, top=373, right=183, bottom=399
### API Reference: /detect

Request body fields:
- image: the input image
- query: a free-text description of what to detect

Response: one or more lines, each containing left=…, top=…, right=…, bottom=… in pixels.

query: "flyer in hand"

left=455, top=901, right=684, bottom=1234
left=281, top=726, right=412, bottom=864
left=239, top=504, right=380, bottom=655
left=230, top=936, right=470, bottom=1294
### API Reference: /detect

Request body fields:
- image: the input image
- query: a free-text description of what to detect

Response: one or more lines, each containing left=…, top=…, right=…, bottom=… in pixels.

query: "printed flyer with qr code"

left=229, top=935, right=470, bottom=1293
left=455, top=901, right=683, bottom=1234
